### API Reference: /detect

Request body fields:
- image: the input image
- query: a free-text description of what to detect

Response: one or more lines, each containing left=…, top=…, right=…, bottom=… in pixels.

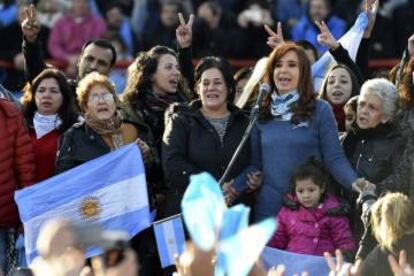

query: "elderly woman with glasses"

left=55, top=72, right=154, bottom=174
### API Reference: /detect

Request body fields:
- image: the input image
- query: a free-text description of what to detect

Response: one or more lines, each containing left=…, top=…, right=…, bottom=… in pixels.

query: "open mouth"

left=42, top=101, right=52, bottom=107
left=278, top=77, right=291, bottom=86
left=332, top=91, right=344, bottom=97
left=97, top=107, right=109, bottom=113
left=206, top=93, right=219, bottom=99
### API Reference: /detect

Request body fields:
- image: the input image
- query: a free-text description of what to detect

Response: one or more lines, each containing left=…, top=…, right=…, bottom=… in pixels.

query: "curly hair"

left=260, top=43, right=315, bottom=123
left=76, top=72, right=120, bottom=113
left=21, top=68, right=78, bottom=132
left=122, top=46, right=191, bottom=109
left=399, top=57, right=414, bottom=108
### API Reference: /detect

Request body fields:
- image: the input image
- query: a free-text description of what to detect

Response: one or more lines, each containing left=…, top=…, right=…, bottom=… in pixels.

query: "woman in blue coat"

left=234, top=43, right=363, bottom=222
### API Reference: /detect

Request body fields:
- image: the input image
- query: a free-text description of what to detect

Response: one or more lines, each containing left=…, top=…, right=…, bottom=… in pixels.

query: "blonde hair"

left=236, top=57, right=268, bottom=109
left=76, top=72, right=119, bottom=112
left=371, top=193, right=414, bottom=253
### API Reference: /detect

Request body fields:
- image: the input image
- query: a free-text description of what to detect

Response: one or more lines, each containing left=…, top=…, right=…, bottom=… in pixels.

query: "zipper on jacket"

left=355, top=139, right=365, bottom=173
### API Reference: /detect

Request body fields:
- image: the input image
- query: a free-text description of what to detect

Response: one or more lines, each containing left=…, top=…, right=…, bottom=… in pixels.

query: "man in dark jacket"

left=0, top=98, right=34, bottom=275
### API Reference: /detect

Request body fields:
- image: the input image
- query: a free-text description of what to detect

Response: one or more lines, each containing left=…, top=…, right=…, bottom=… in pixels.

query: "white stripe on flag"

left=24, top=174, right=148, bottom=254
left=162, top=219, right=179, bottom=265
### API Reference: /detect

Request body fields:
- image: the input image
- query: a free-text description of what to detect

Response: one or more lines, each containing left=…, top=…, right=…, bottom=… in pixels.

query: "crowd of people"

left=1, top=0, right=414, bottom=275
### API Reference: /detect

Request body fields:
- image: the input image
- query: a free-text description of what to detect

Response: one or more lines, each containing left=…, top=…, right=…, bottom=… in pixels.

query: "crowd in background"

left=0, top=0, right=413, bottom=93
left=1, top=0, right=414, bottom=275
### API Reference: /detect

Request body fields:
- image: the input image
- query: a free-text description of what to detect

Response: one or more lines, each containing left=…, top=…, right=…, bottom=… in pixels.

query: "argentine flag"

left=312, top=12, right=368, bottom=92
left=153, top=214, right=186, bottom=268
left=15, top=144, right=152, bottom=264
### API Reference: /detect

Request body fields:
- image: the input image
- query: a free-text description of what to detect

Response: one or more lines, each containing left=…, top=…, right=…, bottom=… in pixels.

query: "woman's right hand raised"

left=315, top=20, right=340, bottom=50
left=264, top=22, right=284, bottom=49
left=176, top=13, right=194, bottom=49
left=21, top=4, right=40, bottom=43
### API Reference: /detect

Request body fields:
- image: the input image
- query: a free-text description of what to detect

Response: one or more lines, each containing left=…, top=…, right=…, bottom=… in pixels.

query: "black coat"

left=361, top=234, right=414, bottom=276
left=342, top=123, right=405, bottom=186
left=55, top=119, right=154, bottom=173
left=162, top=100, right=251, bottom=215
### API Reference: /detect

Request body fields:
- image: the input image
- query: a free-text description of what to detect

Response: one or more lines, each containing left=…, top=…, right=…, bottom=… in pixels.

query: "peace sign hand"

left=264, top=22, right=284, bottom=49
left=176, top=13, right=194, bottom=49
left=21, top=4, right=40, bottom=43
left=364, top=0, right=378, bottom=38
left=316, top=20, right=340, bottom=50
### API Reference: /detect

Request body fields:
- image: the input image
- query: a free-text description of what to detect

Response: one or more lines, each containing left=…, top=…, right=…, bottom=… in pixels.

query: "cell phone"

left=74, top=224, right=130, bottom=267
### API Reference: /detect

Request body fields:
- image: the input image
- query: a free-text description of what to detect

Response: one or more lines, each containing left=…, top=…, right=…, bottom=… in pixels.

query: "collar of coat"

left=282, top=193, right=351, bottom=217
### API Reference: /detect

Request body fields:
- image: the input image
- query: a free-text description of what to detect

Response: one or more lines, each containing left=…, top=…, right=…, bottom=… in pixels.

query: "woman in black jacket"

left=162, top=56, right=261, bottom=216
left=342, top=78, right=405, bottom=260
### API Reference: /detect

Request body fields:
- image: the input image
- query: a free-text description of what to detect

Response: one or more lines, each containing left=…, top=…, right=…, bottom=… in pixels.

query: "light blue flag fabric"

left=153, top=214, right=186, bottom=268
left=181, top=173, right=226, bottom=251
left=312, top=12, right=368, bottom=92
left=14, top=144, right=151, bottom=265
left=216, top=218, right=277, bottom=276
left=219, top=204, right=249, bottom=241
left=261, top=247, right=331, bottom=275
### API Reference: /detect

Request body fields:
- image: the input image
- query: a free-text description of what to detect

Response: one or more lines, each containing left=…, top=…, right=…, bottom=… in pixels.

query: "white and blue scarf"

left=33, top=112, right=62, bottom=139
left=270, top=90, right=300, bottom=121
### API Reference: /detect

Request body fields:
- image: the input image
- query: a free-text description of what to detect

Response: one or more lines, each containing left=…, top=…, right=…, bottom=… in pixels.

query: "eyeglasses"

left=88, top=93, right=114, bottom=103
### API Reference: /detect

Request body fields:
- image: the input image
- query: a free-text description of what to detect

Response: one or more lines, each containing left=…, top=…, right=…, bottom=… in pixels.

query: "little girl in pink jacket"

left=268, top=158, right=356, bottom=259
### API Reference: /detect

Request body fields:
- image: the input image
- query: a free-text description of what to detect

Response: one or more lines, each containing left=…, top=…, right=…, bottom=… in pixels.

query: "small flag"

left=216, top=218, right=277, bottom=276
left=181, top=173, right=226, bottom=251
left=153, top=214, right=186, bottom=268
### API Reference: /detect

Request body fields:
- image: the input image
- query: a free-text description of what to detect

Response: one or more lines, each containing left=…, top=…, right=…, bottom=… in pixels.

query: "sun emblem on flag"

left=80, top=196, right=102, bottom=221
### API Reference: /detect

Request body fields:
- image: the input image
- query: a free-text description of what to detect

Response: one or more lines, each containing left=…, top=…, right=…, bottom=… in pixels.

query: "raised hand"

left=408, top=34, right=414, bottom=56
left=264, top=22, right=284, bottom=49
left=364, top=0, right=378, bottom=38
left=324, top=250, right=361, bottom=276
left=21, top=4, right=40, bottom=43
left=315, top=20, right=340, bottom=50
left=389, top=251, right=414, bottom=276
left=176, top=13, right=194, bottom=49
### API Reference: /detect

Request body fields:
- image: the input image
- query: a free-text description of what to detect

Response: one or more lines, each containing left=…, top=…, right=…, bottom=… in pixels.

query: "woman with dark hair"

left=233, top=43, right=362, bottom=222
left=162, top=56, right=261, bottom=216
left=122, top=45, right=193, bottom=154
left=21, top=68, right=78, bottom=182
left=395, top=56, right=414, bottom=138
left=319, top=64, right=361, bottom=132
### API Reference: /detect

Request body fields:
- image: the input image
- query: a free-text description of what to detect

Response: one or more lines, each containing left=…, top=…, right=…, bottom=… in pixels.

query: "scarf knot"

left=270, top=90, right=299, bottom=121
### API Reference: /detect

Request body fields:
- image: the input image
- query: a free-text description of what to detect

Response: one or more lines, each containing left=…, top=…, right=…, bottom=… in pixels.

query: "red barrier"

left=0, top=58, right=401, bottom=71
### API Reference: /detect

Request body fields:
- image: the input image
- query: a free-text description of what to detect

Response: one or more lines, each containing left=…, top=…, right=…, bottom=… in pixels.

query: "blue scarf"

left=270, top=90, right=300, bottom=121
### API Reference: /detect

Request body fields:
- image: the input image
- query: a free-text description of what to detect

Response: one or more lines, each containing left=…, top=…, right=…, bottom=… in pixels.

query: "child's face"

left=295, top=178, right=324, bottom=208
left=344, top=106, right=356, bottom=131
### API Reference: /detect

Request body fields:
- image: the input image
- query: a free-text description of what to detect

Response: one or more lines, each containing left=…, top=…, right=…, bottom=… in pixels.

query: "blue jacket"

left=234, top=100, right=357, bottom=221
left=291, top=14, right=346, bottom=55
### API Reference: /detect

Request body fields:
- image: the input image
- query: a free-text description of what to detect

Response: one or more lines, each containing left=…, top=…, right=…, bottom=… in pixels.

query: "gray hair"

left=360, top=78, right=399, bottom=121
